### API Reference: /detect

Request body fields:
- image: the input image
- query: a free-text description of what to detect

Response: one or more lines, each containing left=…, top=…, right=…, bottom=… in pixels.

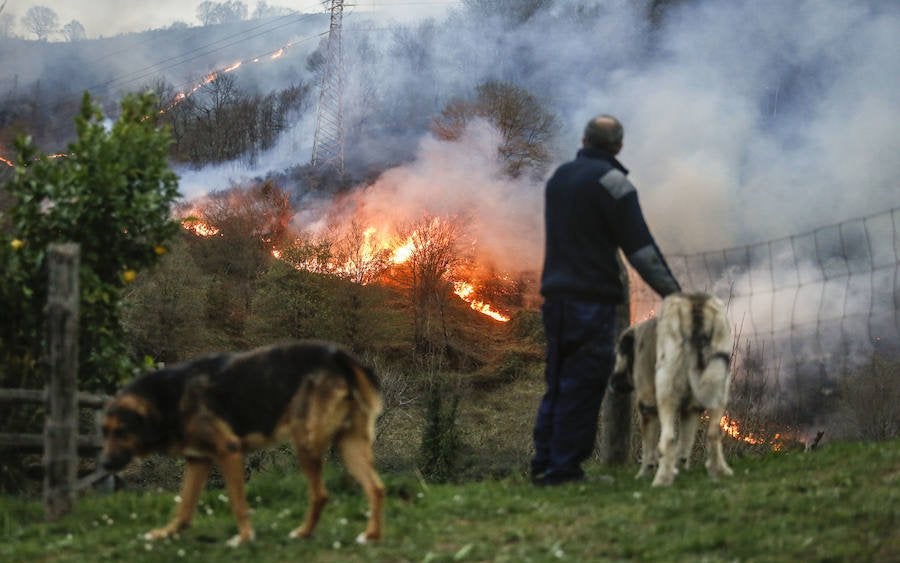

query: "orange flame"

left=719, top=415, right=788, bottom=451
left=181, top=214, right=220, bottom=237
left=391, top=237, right=415, bottom=264
left=453, top=281, right=511, bottom=322
left=181, top=204, right=511, bottom=322
left=719, top=415, right=765, bottom=445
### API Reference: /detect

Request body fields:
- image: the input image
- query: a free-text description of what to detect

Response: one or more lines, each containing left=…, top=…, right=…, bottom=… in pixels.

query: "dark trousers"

left=531, top=298, right=617, bottom=483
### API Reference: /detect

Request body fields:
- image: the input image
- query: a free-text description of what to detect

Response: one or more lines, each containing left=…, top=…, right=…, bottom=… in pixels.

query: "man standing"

left=532, top=114, right=681, bottom=486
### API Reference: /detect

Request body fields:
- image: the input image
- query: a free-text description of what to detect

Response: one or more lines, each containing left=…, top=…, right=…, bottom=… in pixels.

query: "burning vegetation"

left=177, top=183, right=520, bottom=325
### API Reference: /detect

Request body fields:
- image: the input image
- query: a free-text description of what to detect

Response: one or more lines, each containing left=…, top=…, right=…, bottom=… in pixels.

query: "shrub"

left=417, top=379, right=463, bottom=483
left=829, top=356, right=900, bottom=442
left=0, top=91, right=180, bottom=394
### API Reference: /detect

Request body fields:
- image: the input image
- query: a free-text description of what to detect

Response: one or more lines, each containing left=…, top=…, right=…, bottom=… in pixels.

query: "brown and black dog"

left=99, top=340, right=384, bottom=547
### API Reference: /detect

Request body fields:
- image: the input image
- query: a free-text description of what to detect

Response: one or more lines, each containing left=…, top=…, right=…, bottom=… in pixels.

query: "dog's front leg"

left=218, top=450, right=255, bottom=547
left=653, top=396, right=680, bottom=487
left=145, top=458, right=211, bottom=541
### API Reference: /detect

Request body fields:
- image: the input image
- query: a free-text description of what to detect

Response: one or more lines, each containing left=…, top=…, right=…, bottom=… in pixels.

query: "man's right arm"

left=625, top=244, right=681, bottom=297
left=599, top=169, right=681, bottom=297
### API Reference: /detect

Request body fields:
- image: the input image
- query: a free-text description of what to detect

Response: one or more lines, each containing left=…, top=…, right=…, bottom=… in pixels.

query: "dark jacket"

left=540, top=147, right=680, bottom=303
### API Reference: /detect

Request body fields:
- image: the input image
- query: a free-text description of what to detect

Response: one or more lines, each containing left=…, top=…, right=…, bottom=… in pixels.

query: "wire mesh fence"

left=629, top=206, right=900, bottom=381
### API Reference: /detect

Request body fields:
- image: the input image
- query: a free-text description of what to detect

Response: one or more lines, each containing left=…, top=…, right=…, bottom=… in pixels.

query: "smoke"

left=177, top=110, right=318, bottom=200
left=311, top=119, right=543, bottom=273
left=275, top=1, right=900, bottom=386
left=313, top=0, right=899, bottom=253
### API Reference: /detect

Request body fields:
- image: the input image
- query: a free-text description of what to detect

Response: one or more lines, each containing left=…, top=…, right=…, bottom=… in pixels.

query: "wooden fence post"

left=43, top=243, right=80, bottom=521
left=599, top=256, right=633, bottom=466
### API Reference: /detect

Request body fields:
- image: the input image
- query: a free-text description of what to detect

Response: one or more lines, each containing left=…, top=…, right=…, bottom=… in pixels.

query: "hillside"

left=1, top=439, right=898, bottom=562
left=0, top=14, right=325, bottom=99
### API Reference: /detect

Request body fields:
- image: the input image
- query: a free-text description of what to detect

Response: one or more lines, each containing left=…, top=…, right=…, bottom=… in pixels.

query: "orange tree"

left=0, top=92, right=180, bottom=393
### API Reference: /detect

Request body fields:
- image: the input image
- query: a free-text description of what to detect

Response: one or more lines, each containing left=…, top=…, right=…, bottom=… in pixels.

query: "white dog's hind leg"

left=636, top=404, right=660, bottom=479
left=676, top=409, right=701, bottom=470
left=704, top=406, right=733, bottom=479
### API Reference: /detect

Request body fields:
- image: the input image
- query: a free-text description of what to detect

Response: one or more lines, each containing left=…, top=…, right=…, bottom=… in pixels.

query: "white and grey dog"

left=611, top=293, right=734, bottom=486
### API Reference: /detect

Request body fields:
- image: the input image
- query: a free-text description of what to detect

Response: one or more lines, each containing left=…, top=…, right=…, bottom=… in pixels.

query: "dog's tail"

left=331, top=348, right=384, bottom=420
left=684, top=295, right=732, bottom=409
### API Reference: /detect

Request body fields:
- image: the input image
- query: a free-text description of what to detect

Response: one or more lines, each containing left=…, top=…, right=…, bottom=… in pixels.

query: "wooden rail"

left=0, top=388, right=109, bottom=408
left=0, top=389, right=111, bottom=453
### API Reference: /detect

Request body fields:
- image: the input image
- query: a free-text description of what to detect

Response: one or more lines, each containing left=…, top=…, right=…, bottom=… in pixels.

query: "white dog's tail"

left=683, top=295, right=732, bottom=409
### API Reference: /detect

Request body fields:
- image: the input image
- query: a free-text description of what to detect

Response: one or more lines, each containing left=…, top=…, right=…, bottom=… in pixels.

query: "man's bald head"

left=582, top=115, right=624, bottom=155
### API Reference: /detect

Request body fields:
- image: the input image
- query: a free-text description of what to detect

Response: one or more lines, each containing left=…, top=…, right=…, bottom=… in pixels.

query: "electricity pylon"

left=310, top=0, right=345, bottom=174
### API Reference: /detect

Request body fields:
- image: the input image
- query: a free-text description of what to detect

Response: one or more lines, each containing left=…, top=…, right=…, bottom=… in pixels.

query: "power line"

left=86, top=12, right=324, bottom=95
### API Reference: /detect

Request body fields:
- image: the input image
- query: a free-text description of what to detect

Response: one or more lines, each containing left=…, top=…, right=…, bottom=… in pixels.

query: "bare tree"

left=22, top=5, right=58, bottom=41
left=192, top=73, right=242, bottom=162
left=330, top=220, right=392, bottom=285
left=252, top=1, right=293, bottom=19
left=433, top=80, right=557, bottom=179
left=197, top=0, right=248, bottom=25
left=196, top=1, right=217, bottom=25
left=391, top=215, right=466, bottom=353
left=61, top=20, right=86, bottom=42
left=159, top=75, right=307, bottom=165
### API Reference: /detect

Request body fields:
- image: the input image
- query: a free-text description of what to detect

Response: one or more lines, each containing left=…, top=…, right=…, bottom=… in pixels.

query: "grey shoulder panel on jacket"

left=599, top=169, right=635, bottom=200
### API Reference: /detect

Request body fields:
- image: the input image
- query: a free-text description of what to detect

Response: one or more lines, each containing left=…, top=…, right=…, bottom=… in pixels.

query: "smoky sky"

left=3, top=1, right=453, bottom=38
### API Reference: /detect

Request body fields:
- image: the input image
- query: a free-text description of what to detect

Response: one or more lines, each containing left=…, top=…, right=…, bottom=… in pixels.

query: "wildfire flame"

left=391, top=237, right=415, bottom=264
left=453, top=281, right=511, bottom=322
left=719, top=415, right=787, bottom=451
left=184, top=217, right=511, bottom=322
left=181, top=213, right=220, bottom=237
left=719, top=415, right=765, bottom=445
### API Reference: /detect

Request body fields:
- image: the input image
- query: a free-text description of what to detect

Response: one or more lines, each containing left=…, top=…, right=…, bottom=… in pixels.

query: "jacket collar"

left=576, top=147, right=629, bottom=175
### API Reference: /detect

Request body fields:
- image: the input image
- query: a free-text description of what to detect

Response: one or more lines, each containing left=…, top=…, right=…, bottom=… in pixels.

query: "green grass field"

left=2, top=439, right=898, bottom=562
